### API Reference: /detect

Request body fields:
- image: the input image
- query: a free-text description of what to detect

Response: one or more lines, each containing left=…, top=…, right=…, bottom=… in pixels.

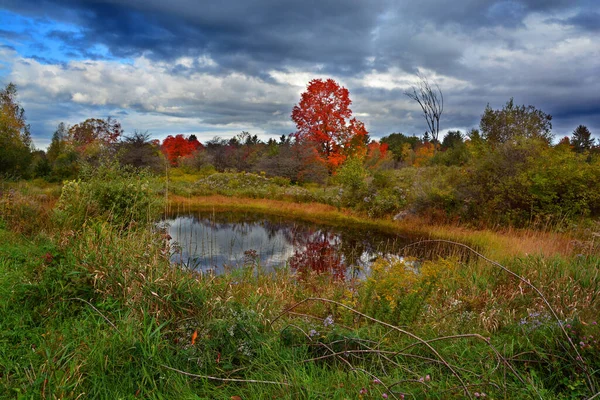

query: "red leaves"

left=161, top=134, right=203, bottom=166
left=292, top=79, right=368, bottom=172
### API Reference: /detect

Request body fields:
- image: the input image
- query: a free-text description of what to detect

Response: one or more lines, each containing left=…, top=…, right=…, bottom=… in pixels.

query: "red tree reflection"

left=289, top=232, right=346, bottom=280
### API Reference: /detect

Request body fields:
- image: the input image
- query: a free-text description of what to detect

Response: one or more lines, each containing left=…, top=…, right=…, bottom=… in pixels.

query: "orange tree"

left=291, top=79, right=368, bottom=172
left=161, top=134, right=203, bottom=166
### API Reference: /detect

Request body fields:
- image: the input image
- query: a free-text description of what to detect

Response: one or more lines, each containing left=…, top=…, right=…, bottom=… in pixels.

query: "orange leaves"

left=291, top=79, right=368, bottom=172
left=191, top=330, right=198, bottom=345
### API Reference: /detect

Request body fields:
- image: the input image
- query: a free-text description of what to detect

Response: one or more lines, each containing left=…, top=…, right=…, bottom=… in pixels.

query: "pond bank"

left=168, top=195, right=576, bottom=259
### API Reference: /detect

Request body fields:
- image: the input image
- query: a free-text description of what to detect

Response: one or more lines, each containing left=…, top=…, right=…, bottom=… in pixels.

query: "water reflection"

left=161, top=212, right=411, bottom=277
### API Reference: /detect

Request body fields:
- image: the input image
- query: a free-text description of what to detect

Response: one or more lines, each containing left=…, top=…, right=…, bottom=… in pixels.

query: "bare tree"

left=405, top=74, right=444, bottom=145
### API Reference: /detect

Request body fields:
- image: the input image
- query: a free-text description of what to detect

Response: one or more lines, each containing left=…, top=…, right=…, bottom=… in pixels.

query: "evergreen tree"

left=571, top=125, right=595, bottom=153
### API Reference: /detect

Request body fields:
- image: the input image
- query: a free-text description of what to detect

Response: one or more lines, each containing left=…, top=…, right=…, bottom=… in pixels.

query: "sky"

left=1, top=0, right=599, bottom=149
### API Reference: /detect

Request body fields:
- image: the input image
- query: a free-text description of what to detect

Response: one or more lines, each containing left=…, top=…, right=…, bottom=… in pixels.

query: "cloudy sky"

left=1, top=0, right=599, bottom=149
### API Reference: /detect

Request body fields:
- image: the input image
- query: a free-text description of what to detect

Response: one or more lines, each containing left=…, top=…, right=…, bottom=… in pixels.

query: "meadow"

left=1, top=164, right=599, bottom=399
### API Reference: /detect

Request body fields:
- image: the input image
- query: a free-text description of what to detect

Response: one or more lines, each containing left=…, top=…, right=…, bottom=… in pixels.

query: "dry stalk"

left=271, top=297, right=473, bottom=399
left=161, top=364, right=290, bottom=386
left=67, top=297, right=122, bottom=336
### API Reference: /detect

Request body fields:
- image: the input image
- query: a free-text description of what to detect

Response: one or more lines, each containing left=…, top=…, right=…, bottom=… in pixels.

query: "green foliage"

left=571, top=124, right=595, bottom=153
left=380, top=132, right=420, bottom=163
left=441, top=130, right=464, bottom=149
left=0, top=83, right=32, bottom=178
left=459, top=138, right=600, bottom=225
left=55, top=161, right=161, bottom=229
left=430, top=141, right=470, bottom=166
left=335, top=157, right=368, bottom=206
left=480, top=98, right=553, bottom=145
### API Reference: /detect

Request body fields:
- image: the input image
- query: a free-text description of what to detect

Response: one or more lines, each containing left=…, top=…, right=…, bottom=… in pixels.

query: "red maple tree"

left=291, top=79, right=368, bottom=172
left=161, top=134, right=203, bottom=166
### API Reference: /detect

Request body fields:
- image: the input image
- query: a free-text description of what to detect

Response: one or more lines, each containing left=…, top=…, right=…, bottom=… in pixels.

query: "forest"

left=1, top=78, right=600, bottom=399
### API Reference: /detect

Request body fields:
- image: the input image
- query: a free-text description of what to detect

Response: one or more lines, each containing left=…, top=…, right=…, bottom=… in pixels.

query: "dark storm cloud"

left=2, top=0, right=387, bottom=76
left=562, top=11, right=600, bottom=32
left=3, top=0, right=597, bottom=78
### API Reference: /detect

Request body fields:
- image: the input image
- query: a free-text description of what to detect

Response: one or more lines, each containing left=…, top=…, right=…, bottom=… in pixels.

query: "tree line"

left=1, top=79, right=599, bottom=224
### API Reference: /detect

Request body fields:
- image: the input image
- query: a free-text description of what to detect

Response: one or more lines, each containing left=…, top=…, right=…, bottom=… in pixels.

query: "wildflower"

left=309, top=329, right=319, bottom=337
left=594, top=321, right=598, bottom=325
left=425, top=374, right=431, bottom=381
left=359, top=388, right=367, bottom=395
left=372, top=378, right=381, bottom=384
left=382, top=394, right=388, bottom=399
left=419, top=377, right=424, bottom=383
left=474, top=393, right=480, bottom=398
left=323, top=315, right=334, bottom=327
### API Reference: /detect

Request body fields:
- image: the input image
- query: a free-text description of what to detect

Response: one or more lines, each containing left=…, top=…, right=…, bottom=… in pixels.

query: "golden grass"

left=168, top=195, right=575, bottom=259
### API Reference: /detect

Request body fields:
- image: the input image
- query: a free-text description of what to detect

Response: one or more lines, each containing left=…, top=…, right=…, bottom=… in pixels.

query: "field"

left=1, top=169, right=600, bottom=399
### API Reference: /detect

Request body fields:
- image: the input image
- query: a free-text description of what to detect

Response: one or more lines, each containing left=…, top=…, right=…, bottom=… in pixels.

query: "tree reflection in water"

left=162, top=211, right=415, bottom=278
left=288, top=231, right=346, bottom=280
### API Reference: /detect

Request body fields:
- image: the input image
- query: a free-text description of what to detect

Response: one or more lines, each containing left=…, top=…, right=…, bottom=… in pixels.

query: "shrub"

left=55, top=162, right=161, bottom=230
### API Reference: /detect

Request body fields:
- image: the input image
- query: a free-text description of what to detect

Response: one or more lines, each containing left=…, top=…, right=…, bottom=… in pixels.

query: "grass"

left=1, top=171, right=600, bottom=399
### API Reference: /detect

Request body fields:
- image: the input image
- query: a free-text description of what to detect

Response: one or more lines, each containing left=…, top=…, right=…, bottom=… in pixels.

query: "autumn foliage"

left=161, top=134, right=203, bottom=166
left=292, top=79, right=368, bottom=172
left=68, top=117, right=123, bottom=152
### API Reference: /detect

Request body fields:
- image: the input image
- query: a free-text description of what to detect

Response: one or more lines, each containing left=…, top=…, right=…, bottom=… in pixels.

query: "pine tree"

left=571, top=125, right=595, bottom=153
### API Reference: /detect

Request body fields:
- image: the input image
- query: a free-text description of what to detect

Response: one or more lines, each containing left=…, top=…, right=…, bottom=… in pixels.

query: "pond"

left=160, top=211, right=422, bottom=278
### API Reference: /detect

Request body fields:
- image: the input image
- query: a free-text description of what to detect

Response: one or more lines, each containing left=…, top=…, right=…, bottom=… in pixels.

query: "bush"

left=335, top=157, right=368, bottom=207
left=55, top=162, right=162, bottom=230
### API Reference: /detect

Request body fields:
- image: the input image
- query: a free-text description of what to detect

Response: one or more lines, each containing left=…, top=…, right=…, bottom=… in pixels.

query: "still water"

left=160, top=211, right=416, bottom=277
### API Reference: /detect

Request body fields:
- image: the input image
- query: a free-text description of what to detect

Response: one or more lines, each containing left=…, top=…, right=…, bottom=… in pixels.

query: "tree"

left=571, top=125, right=595, bottom=153
left=67, top=117, right=123, bottom=164
left=480, top=98, right=553, bottom=145
left=291, top=78, right=368, bottom=172
left=405, top=74, right=443, bottom=145
left=161, top=134, right=203, bottom=166
left=364, top=141, right=392, bottom=170
left=380, top=132, right=420, bottom=163
left=441, top=130, right=464, bottom=149
left=47, top=122, right=68, bottom=165
left=118, top=130, right=163, bottom=172
left=68, top=117, right=123, bottom=149
left=0, top=83, right=32, bottom=177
